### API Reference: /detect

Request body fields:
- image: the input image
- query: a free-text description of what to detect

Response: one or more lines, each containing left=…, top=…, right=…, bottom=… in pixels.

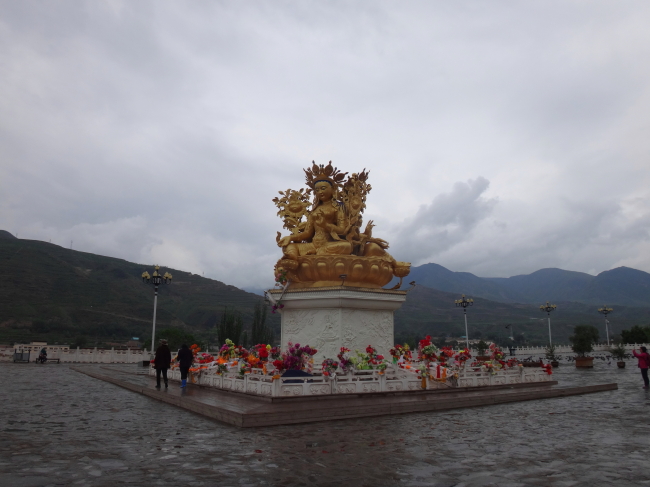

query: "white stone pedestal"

left=269, top=287, right=407, bottom=362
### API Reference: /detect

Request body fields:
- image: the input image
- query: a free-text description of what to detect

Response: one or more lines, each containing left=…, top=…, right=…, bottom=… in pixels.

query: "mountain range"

left=2, top=230, right=649, bottom=347
left=406, top=263, right=650, bottom=307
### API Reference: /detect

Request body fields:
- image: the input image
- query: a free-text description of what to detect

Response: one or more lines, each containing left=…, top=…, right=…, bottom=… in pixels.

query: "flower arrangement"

left=389, top=344, right=404, bottom=363
left=337, top=347, right=353, bottom=373
left=347, top=346, right=387, bottom=371
left=418, top=336, right=439, bottom=362
left=271, top=302, right=284, bottom=314
left=489, top=343, right=505, bottom=361
left=251, top=344, right=271, bottom=361
left=214, top=362, right=228, bottom=375
left=365, top=345, right=385, bottom=364
left=272, top=342, right=318, bottom=373
left=219, top=339, right=249, bottom=360
left=481, top=361, right=500, bottom=375
left=195, top=352, right=215, bottom=364
left=438, top=346, right=454, bottom=362
left=275, top=269, right=288, bottom=287
left=239, top=361, right=252, bottom=378
left=506, top=357, right=519, bottom=368
left=269, top=346, right=282, bottom=360
left=541, top=363, right=553, bottom=375
left=453, top=348, right=472, bottom=364
left=321, top=358, right=339, bottom=378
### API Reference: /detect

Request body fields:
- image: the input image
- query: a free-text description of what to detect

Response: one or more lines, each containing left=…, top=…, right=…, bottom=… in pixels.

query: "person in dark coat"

left=154, top=339, right=172, bottom=389
left=177, top=343, right=194, bottom=388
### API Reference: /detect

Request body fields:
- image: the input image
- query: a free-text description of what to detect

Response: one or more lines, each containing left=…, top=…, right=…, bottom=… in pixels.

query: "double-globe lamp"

left=539, top=301, right=557, bottom=347
left=598, top=306, right=613, bottom=346
left=142, top=265, right=172, bottom=358
left=455, top=294, right=474, bottom=349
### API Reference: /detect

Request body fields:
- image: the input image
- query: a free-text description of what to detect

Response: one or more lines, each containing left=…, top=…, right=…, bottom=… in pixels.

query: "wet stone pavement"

left=1, top=359, right=649, bottom=487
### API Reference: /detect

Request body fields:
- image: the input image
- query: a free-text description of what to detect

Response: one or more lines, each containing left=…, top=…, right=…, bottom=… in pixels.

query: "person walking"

left=154, top=339, right=172, bottom=389
left=632, top=346, right=650, bottom=389
left=177, top=343, right=194, bottom=388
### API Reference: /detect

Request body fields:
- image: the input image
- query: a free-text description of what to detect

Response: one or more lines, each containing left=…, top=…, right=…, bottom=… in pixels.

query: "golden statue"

left=274, top=161, right=410, bottom=289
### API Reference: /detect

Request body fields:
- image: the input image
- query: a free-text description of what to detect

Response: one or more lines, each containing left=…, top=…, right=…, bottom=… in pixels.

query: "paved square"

left=1, top=359, right=648, bottom=486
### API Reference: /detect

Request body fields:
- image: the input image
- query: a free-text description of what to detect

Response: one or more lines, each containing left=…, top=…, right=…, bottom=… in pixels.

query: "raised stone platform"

left=269, top=286, right=407, bottom=361
left=74, top=366, right=618, bottom=428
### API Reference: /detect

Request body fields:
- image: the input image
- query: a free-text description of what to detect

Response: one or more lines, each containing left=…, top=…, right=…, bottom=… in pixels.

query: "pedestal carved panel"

left=278, top=287, right=407, bottom=362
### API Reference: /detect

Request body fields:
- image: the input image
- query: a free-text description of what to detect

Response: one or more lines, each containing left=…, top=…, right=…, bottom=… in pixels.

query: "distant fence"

left=2, top=343, right=648, bottom=363
left=0, top=347, right=150, bottom=363
left=507, top=343, right=648, bottom=357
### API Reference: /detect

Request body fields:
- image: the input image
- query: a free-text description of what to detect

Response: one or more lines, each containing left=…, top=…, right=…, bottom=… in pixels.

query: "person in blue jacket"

left=176, top=344, right=194, bottom=388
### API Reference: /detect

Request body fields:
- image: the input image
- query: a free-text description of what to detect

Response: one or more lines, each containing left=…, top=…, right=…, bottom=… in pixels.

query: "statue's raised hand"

left=278, top=235, right=292, bottom=247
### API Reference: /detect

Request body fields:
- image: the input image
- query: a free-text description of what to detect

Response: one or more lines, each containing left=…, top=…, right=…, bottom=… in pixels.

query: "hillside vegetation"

left=0, top=236, right=278, bottom=347
left=2, top=233, right=649, bottom=348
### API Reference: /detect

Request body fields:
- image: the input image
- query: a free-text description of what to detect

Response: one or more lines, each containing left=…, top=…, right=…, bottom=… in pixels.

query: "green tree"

left=250, top=301, right=273, bottom=345
left=144, top=327, right=196, bottom=351
left=620, top=325, right=650, bottom=344
left=475, top=340, right=489, bottom=355
left=570, top=325, right=599, bottom=357
left=216, top=307, right=243, bottom=346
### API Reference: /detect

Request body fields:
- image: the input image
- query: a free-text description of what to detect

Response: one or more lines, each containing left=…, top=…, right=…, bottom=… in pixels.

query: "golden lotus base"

left=277, top=255, right=410, bottom=289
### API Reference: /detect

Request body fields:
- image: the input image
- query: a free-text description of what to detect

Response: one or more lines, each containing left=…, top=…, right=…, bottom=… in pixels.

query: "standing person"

left=632, top=346, right=650, bottom=389
left=154, top=339, right=172, bottom=389
left=177, top=344, right=194, bottom=388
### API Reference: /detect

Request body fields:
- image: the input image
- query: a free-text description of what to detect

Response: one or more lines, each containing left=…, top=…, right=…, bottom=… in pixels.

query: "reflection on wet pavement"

left=1, top=360, right=648, bottom=486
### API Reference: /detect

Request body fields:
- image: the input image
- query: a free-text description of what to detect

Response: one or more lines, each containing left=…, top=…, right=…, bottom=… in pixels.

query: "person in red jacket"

left=632, top=346, right=650, bottom=389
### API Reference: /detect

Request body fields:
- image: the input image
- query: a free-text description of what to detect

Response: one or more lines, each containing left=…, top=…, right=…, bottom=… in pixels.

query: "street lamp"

left=598, top=305, right=613, bottom=346
left=539, top=301, right=557, bottom=347
left=455, top=294, right=474, bottom=349
left=142, top=265, right=172, bottom=357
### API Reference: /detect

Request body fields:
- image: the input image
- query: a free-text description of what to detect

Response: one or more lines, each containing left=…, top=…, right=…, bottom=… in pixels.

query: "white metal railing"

left=1, top=347, right=149, bottom=363
left=151, top=361, right=552, bottom=397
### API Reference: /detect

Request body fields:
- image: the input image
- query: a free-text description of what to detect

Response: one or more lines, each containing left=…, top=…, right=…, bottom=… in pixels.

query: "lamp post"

left=598, top=305, right=613, bottom=346
left=539, top=301, right=557, bottom=347
left=142, top=265, right=172, bottom=357
left=455, top=294, right=474, bottom=349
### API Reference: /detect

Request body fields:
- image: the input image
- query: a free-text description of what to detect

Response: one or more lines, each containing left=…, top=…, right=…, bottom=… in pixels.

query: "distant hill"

left=0, top=236, right=278, bottom=347
left=0, top=230, right=17, bottom=239
left=407, top=263, right=650, bottom=307
left=394, top=284, right=650, bottom=346
left=3, top=232, right=649, bottom=348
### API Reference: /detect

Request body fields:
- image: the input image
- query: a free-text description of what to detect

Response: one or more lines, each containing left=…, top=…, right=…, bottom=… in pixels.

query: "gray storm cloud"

left=390, top=177, right=497, bottom=264
left=2, top=1, right=650, bottom=288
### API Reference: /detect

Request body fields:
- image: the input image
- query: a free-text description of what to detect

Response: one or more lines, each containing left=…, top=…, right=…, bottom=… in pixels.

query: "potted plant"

left=569, top=325, right=599, bottom=368
left=545, top=344, right=560, bottom=368
left=609, top=342, right=627, bottom=368
left=475, top=340, right=489, bottom=361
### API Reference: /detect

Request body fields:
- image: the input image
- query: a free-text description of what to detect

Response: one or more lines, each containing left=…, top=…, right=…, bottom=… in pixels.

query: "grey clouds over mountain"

left=2, top=1, right=650, bottom=289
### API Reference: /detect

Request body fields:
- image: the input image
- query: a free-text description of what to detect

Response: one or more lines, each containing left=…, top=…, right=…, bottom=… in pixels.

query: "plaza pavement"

left=0, top=359, right=648, bottom=486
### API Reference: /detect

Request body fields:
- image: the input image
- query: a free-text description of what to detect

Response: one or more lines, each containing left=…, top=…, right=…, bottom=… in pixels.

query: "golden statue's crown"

left=303, top=161, right=348, bottom=189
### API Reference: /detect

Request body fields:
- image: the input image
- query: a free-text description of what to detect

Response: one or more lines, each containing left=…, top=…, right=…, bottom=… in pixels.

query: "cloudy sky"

left=2, top=1, right=650, bottom=290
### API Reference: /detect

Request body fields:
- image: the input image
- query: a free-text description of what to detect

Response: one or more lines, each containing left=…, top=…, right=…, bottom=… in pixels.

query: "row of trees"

left=620, top=325, right=650, bottom=344
left=215, top=301, right=273, bottom=348
left=149, top=300, right=274, bottom=351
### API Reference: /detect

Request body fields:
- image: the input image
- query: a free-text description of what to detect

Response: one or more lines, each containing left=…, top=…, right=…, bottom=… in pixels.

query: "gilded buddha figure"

left=274, top=161, right=410, bottom=289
